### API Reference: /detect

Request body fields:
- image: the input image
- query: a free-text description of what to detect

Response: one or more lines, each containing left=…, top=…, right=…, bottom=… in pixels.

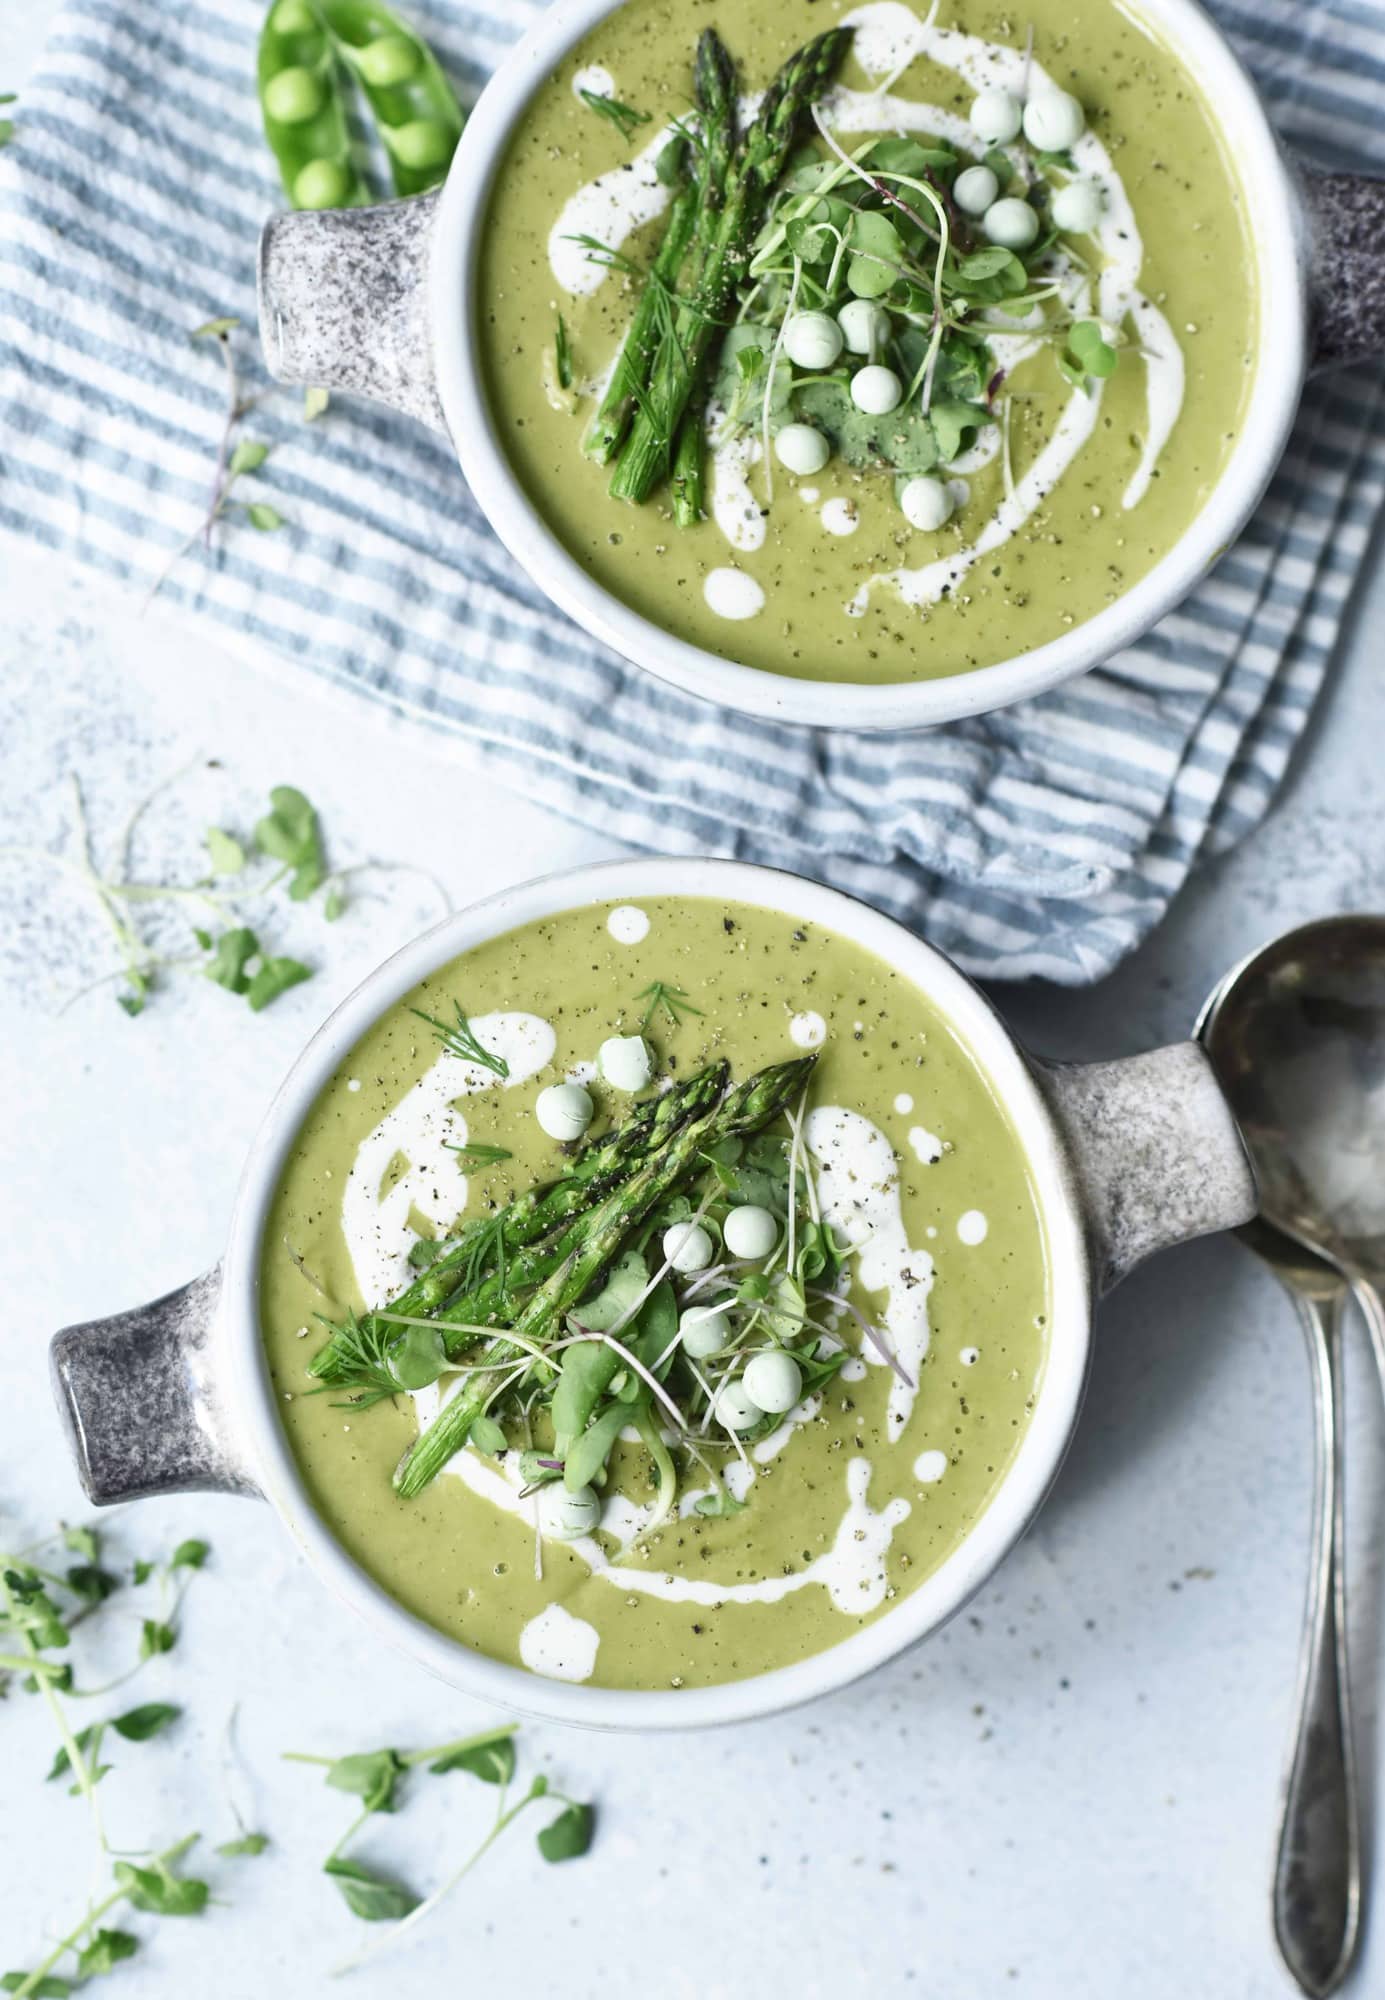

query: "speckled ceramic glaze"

left=256, top=0, right=1385, bottom=731
left=49, top=858, right=1258, bottom=1731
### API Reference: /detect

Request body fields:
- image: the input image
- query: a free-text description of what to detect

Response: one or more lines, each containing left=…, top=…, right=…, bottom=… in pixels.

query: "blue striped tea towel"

left=2, top=0, right=1383, bottom=983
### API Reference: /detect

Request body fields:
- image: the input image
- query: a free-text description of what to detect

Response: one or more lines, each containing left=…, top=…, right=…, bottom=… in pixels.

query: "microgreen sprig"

left=284, top=1725, right=594, bottom=1974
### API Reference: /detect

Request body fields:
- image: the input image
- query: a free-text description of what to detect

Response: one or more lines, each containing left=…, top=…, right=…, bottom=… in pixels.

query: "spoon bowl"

left=1197, top=913, right=1385, bottom=1371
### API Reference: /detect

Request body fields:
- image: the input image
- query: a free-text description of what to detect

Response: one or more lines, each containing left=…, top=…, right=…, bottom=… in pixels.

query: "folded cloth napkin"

left=2, top=0, right=1383, bottom=983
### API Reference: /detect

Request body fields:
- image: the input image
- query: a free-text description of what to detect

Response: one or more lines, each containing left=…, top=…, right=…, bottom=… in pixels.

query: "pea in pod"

left=319, top=1, right=466, bottom=199
left=258, top=0, right=465, bottom=213
left=258, top=0, right=372, bottom=211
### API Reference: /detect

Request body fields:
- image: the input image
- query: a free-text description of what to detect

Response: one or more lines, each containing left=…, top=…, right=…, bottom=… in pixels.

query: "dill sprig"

left=578, top=89, right=650, bottom=141
left=636, top=980, right=705, bottom=1031
left=411, top=1000, right=509, bottom=1077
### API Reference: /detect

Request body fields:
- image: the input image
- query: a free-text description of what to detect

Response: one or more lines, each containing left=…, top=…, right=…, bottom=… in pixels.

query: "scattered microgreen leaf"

left=205, top=827, right=245, bottom=876
left=246, top=954, right=313, bottom=1011
left=246, top=502, right=285, bottom=532
left=324, top=1857, right=420, bottom=1924
left=254, top=786, right=325, bottom=898
left=428, top=1733, right=516, bottom=1785
left=228, top=439, right=269, bottom=477
left=302, top=385, right=330, bottom=421
left=170, top=1540, right=210, bottom=1572
left=326, top=1748, right=404, bottom=1814
left=216, top=1832, right=269, bottom=1858
left=555, top=313, right=572, bottom=391
left=76, top=1930, right=138, bottom=1976
left=111, top=1703, right=180, bottom=1744
left=537, top=1802, right=596, bottom=1863
left=139, top=1620, right=177, bottom=1662
left=112, top=1856, right=209, bottom=1918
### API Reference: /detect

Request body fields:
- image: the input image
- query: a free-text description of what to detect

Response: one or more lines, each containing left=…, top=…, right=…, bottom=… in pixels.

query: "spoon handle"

left=1345, top=1274, right=1385, bottom=1395
left=1273, top=1279, right=1360, bottom=1999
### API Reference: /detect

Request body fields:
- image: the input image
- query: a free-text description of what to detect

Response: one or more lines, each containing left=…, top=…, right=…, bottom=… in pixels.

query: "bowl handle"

left=1300, top=167, right=1385, bottom=371
left=257, top=190, right=447, bottom=434
left=50, top=1267, right=260, bottom=1505
left=1031, top=1043, right=1258, bottom=1295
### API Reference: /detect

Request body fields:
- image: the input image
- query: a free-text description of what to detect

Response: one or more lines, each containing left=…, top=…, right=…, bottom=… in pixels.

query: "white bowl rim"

left=429, top=0, right=1307, bottom=731
left=222, top=856, right=1091, bottom=1731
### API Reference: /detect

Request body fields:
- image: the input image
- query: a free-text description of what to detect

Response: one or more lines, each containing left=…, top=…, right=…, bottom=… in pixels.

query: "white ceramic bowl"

left=429, top=0, right=1306, bottom=730
left=51, top=858, right=1256, bottom=1729
left=253, top=0, right=1385, bottom=730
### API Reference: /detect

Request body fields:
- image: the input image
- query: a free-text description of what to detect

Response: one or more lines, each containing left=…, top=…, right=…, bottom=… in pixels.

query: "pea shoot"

left=285, top=1725, right=595, bottom=1974
left=1, top=1523, right=217, bottom=1998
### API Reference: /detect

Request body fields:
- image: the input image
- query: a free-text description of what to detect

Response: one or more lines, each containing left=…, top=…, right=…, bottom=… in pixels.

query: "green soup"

left=260, top=898, right=1050, bottom=1691
left=476, top=0, right=1255, bottom=686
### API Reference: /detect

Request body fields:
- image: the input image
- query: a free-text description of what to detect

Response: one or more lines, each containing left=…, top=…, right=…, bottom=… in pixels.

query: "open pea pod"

left=257, top=0, right=372, bottom=211
left=317, top=0, right=466, bottom=198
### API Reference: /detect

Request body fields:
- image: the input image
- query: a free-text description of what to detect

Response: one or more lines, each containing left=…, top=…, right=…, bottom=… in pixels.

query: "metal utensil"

left=1197, top=927, right=1385, bottom=1996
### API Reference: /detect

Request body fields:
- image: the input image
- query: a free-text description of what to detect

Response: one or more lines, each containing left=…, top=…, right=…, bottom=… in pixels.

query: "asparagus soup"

left=260, top=898, right=1049, bottom=1691
left=477, top=0, right=1255, bottom=686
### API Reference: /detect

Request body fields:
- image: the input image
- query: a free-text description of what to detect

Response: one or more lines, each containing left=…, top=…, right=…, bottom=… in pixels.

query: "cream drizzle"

left=340, top=1012, right=554, bottom=1307
left=807, top=1105, right=934, bottom=1440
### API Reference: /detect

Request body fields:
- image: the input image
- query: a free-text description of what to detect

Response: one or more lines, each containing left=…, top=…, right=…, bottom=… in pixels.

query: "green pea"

left=264, top=65, right=325, bottom=125
left=354, top=34, right=419, bottom=88
left=386, top=117, right=452, bottom=171
left=271, top=0, right=318, bottom=32
left=293, top=156, right=351, bottom=209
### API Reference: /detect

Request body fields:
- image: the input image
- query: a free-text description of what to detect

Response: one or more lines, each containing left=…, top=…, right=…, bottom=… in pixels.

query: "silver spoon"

left=1197, top=929, right=1384, bottom=1997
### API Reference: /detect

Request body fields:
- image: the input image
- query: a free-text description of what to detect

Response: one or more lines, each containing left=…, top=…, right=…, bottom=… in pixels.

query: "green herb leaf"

left=191, top=316, right=239, bottom=340
left=132, top=1559, right=156, bottom=1586
left=468, top=1414, right=508, bottom=1455
left=61, top=1526, right=100, bottom=1563
left=303, top=386, right=330, bottom=421
left=255, top=786, right=325, bottom=899
left=428, top=1733, right=516, bottom=1785
left=204, top=926, right=259, bottom=995
left=324, top=1856, right=420, bottom=1923
left=139, top=1619, right=177, bottom=1661
left=205, top=828, right=245, bottom=876
left=64, top=1563, right=118, bottom=1604
left=563, top=1403, right=628, bottom=1493
left=246, top=502, right=285, bottom=532
left=578, top=89, right=650, bottom=141
left=216, top=1832, right=269, bottom=1858
left=246, top=956, right=312, bottom=1011
left=228, top=439, right=269, bottom=476
left=76, top=1930, right=138, bottom=1977
left=113, top=1858, right=209, bottom=1918
left=171, top=1539, right=210, bottom=1571
left=47, top=1725, right=99, bottom=1784
left=1065, top=317, right=1119, bottom=380
left=326, top=1748, right=404, bottom=1814
left=406, top=1237, right=444, bottom=1270
left=445, top=1141, right=513, bottom=1169
left=3, top=1974, right=75, bottom=1997
left=555, top=313, right=572, bottom=391
left=324, top=881, right=346, bottom=921
left=570, top=1249, right=647, bottom=1333
left=111, top=1702, right=180, bottom=1743
left=693, top=1482, right=747, bottom=1519
left=537, top=1802, right=595, bottom=1862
